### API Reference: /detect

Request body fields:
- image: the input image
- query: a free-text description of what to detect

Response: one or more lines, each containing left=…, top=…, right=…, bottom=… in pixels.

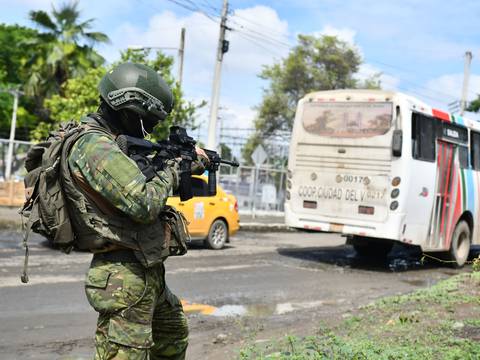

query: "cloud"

left=313, top=25, right=357, bottom=45
left=425, top=73, right=480, bottom=103
left=109, top=5, right=289, bottom=75
left=358, top=63, right=401, bottom=91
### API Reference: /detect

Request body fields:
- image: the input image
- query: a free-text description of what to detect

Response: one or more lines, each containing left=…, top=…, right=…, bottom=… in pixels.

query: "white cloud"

left=313, top=25, right=357, bottom=45
left=109, top=5, right=289, bottom=76
left=358, top=63, right=401, bottom=90
left=426, top=73, right=480, bottom=102
left=227, top=6, right=290, bottom=72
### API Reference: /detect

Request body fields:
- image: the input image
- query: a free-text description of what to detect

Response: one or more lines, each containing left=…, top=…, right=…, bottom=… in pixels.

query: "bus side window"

left=459, top=146, right=469, bottom=169
left=471, top=131, right=480, bottom=170
left=412, top=113, right=436, bottom=162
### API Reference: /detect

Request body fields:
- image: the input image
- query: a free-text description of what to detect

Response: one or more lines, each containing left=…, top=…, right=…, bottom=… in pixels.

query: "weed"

left=238, top=273, right=480, bottom=359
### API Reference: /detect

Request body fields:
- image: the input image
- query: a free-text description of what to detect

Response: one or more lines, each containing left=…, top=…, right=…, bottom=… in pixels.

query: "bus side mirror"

left=392, top=129, right=403, bottom=157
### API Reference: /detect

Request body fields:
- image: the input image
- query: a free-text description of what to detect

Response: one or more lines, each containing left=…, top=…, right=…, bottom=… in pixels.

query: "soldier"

left=65, top=62, right=204, bottom=359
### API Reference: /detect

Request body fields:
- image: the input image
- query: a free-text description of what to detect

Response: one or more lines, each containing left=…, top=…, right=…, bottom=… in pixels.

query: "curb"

left=239, top=223, right=294, bottom=232
left=0, top=219, right=293, bottom=232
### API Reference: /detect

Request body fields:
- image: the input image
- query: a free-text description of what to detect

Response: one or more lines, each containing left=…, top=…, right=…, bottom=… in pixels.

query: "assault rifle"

left=116, top=126, right=239, bottom=201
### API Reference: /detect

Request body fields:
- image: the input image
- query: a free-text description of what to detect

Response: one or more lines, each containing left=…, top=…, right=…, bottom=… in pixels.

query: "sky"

left=1, top=0, right=480, bottom=147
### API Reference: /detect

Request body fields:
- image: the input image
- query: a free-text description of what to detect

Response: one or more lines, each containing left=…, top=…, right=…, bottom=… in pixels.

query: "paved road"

left=0, top=230, right=473, bottom=359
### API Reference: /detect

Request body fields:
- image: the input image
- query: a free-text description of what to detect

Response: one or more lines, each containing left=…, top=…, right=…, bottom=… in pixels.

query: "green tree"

left=243, top=34, right=379, bottom=164
left=119, top=49, right=205, bottom=139
left=25, top=1, right=109, bottom=120
left=0, top=24, right=39, bottom=140
left=42, top=49, right=205, bottom=140
left=468, top=97, right=480, bottom=113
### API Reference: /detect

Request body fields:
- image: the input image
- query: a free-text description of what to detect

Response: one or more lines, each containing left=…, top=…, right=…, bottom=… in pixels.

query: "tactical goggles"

left=107, top=87, right=169, bottom=120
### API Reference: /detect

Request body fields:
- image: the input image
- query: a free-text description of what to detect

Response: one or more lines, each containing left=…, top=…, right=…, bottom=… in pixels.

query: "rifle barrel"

left=220, top=159, right=239, bottom=167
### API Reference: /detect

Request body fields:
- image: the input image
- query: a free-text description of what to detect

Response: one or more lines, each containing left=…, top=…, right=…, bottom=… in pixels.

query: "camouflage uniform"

left=68, top=126, right=188, bottom=359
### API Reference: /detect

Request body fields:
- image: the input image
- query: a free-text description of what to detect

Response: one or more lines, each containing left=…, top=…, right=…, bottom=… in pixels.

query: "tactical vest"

left=62, top=116, right=185, bottom=267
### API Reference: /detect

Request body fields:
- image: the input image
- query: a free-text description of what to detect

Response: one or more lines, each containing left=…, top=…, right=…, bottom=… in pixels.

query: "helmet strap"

left=140, top=118, right=150, bottom=139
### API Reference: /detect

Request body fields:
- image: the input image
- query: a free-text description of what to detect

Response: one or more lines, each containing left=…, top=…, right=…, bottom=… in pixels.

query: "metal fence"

left=0, top=138, right=33, bottom=180
left=219, top=164, right=286, bottom=215
left=0, top=138, right=287, bottom=214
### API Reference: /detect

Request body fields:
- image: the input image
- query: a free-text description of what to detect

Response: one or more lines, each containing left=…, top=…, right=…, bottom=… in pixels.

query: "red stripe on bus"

left=432, top=109, right=450, bottom=122
left=440, top=144, right=454, bottom=234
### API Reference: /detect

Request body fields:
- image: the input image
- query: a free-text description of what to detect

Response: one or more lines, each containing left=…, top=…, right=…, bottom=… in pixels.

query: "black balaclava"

left=97, top=100, right=160, bottom=138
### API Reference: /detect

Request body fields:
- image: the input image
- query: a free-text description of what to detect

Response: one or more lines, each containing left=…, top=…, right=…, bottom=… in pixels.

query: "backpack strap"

left=20, top=190, right=40, bottom=283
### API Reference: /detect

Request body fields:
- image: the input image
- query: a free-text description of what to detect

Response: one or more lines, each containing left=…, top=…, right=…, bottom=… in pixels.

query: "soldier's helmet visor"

left=107, top=87, right=169, bottom=120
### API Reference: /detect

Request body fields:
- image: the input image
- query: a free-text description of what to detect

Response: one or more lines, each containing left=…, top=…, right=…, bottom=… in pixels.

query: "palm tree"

left=24, top=1, right=109, bottom=114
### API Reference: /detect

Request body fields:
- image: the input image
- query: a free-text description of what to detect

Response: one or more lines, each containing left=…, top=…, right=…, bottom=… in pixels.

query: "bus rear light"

left=359, top=205, right=375, bottom=215
left=303, top=200, right=317, bottom=209
left=391, top=189, right=400, bottom=198
left=234, top=200, right=238, bottom=212
left=392, top=177, right=401, bottom=186
left=287, top=180, right=292, bottom=189
left=390, top=201, right=399, bottom=211
left=286, top=191, right=291, bottom=200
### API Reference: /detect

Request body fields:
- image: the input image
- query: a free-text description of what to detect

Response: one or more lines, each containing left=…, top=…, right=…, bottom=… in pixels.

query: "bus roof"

left=301, top=89, right=480, bottom=132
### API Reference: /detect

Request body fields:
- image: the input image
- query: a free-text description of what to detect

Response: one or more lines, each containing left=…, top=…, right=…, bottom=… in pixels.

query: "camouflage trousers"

left=84, top=258, right=188, bottom=360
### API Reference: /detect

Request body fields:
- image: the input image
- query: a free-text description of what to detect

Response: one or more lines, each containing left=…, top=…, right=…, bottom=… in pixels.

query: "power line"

left=233, top=30, right=286, bottom=57
left=229, top=21, right=291, bottom=49
left=229, top=10, right=289, bottom=40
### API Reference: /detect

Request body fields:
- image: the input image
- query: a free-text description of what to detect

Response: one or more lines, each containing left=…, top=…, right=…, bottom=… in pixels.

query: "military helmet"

left=99, top=63, right=174, bottom=121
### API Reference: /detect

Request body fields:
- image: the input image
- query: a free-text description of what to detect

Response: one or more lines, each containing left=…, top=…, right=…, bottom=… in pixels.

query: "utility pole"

left=207, top=0, right=229, bottom=150
left=4, top=89, right=23, bottom=180
left=460, top=51, right=473, bottom=116
left=178, top=27, right=186, bottom=87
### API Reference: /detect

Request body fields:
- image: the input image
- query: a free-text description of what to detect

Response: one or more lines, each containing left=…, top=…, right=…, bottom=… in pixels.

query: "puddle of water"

left=212, top=305, right=248, bottom=317
left=401, top=279, right=427, bottom=287
left=183, top=299, right=343, bottom=317
left=388, top=258, right=423, bottom=272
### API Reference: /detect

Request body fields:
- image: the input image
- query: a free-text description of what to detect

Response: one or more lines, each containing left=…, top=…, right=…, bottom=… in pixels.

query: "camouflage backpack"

left=19, top=120, right=105, bottom=283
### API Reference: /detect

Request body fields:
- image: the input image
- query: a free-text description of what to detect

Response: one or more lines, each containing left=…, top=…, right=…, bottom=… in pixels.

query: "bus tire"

left=351, top=237, right=393, bottom=258
left=447, top=220, right=471, bottom=268
left=205, top=219, right=228, bottom=250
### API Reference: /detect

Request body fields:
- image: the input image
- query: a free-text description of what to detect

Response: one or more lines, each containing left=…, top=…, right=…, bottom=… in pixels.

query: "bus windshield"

left=302, top=102, right=393, bottom=138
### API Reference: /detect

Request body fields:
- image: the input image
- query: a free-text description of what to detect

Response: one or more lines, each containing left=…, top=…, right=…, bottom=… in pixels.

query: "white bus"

left=285, top=89, right=480, bottom=267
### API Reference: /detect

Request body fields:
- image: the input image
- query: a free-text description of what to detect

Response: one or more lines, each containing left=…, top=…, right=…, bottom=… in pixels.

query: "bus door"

left=431, top=140, right=456, bottom=248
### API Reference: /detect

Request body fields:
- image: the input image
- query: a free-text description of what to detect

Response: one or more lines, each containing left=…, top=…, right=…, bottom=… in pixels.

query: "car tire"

left=205, top=219, right=228, bottom=250
left=446, top=220, right=471, bottom=268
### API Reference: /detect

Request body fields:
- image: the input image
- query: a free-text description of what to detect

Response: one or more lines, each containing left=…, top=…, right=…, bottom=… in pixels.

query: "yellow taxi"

left=167, top=176, right=240, bottom=249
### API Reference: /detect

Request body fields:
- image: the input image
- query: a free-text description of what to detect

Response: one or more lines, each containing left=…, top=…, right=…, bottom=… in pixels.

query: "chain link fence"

left=219, top=164, right=286, bottom=216
left=0, top=138, right=33, bottom=181
left=0, top=139, right=33, bottom=206
left=0, top=138, right=288, bottom=213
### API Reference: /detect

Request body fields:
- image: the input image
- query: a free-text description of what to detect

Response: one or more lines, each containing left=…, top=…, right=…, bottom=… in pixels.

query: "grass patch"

left=238, top=272, right=480, bottom=359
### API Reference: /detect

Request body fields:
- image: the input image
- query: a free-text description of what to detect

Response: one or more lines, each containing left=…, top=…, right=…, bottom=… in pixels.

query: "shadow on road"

left=277, top=244, right=480, bottom=273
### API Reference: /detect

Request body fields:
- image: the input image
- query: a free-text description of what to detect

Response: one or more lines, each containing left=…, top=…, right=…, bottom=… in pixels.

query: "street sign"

left=251, top=144, right=268, bottom=165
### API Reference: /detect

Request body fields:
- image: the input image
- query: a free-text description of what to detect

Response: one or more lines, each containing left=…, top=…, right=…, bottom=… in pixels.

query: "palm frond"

left=77, top=18, right=94, bottom=30
left=84, top=31, right=110, bottom=44
left=29, top=10, right=58, bottom=32
left=52, top=1, right=80, bottom=27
